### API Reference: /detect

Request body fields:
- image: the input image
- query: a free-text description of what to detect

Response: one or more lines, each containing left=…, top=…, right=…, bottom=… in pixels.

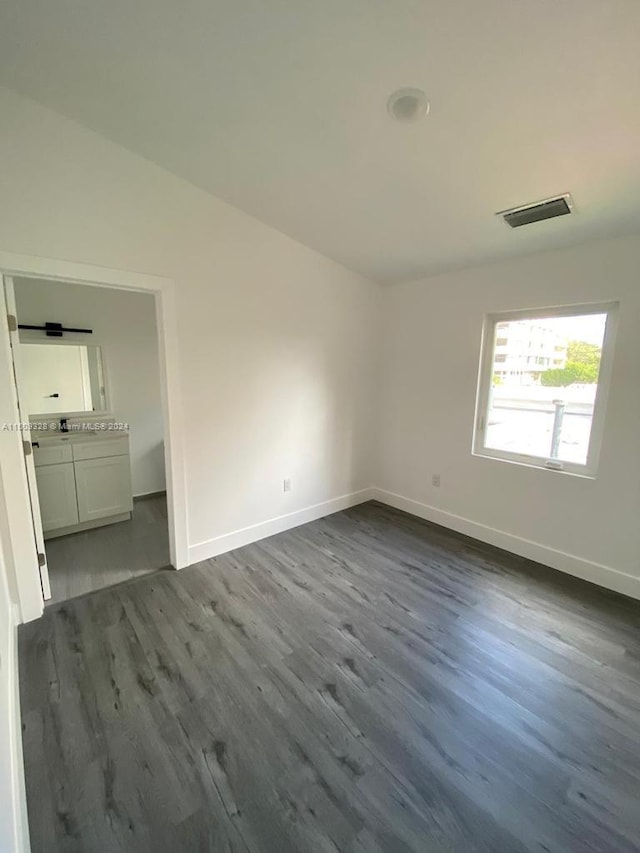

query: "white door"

left=74, top=455, right=133, bottom=523
left=35, top=463, right=79, bottom=532
left=3, top=276, right=51, bottom=599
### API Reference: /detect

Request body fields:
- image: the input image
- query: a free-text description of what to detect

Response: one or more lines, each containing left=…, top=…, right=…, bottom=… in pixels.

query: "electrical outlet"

left=283, top=478, right=292, bottom=493
left=432, top=474, right=441, bottom=487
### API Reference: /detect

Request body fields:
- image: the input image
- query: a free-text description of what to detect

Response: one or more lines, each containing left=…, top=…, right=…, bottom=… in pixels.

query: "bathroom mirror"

left=17, top=342, right=108, bottom=417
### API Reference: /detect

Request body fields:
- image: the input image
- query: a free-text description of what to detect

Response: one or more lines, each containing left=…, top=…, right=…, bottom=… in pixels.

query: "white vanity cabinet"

left=34, top=434, right=133, bottom=538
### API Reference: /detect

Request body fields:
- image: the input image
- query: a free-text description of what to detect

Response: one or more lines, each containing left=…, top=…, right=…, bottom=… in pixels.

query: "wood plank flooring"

left=44, top=494, right=169, bottom=604
left=19, top=501, right=640, bottom=852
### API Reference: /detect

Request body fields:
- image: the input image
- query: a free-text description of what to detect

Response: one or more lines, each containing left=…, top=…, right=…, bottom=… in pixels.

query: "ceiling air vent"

left=497, top=194, right=573, bottom=228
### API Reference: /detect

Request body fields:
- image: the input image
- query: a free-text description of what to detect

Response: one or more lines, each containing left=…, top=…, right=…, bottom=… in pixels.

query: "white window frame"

left=473, top=301, right=619, bottom=478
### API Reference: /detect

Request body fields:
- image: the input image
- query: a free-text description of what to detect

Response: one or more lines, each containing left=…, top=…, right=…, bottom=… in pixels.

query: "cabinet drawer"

left=33, top=442, right=73, bottom=467
left=72, top=438, right=129, bottom=462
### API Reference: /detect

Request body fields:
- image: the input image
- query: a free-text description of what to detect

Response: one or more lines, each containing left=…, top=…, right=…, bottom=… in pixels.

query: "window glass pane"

left=485, top=313, right=607, bottom=465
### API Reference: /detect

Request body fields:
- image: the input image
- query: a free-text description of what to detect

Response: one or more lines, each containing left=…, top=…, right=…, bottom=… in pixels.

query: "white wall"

left=0, top=86, right=379, bottom=561
left=14, top=278, right=166, bottom=497
left=376, top=234, right=640, bottom=597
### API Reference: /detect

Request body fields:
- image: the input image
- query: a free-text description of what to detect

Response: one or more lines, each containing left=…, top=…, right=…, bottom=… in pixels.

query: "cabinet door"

left=35, top=463, right=79, bottom=532
left=74, top=455, right=133, bottom=523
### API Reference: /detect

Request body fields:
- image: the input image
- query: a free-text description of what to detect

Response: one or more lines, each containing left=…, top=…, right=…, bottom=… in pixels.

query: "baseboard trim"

left=372, top=487, right=640, bottom=601
left=133, top=490, right=167, bottom=501
left=188, top=488, right=374, bottom=565
left=44, top=512, right=131, bottom=540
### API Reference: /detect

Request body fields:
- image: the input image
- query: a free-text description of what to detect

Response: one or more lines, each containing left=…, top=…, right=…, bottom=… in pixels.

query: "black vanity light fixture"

left=17, top=321, right=93, bottom=337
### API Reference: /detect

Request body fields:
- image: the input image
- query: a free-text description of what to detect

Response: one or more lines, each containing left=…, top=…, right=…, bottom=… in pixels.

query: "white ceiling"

left=1, top=0, right=639, bottom=282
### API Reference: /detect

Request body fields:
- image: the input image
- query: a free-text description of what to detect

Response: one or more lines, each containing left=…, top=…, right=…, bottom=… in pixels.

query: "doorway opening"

left=0, top=253, right=188, bottom=622
left=10, top=276, right=170, bottom=603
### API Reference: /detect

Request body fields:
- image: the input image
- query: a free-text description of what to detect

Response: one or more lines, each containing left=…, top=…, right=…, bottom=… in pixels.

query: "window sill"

left=472, top=449, right=597, bottom=480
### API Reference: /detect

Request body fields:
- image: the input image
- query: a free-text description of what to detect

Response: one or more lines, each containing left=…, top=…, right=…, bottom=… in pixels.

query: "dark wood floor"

left=45, top=494, right=169, bottom=604
left=19, top=501, right=640, bottom=852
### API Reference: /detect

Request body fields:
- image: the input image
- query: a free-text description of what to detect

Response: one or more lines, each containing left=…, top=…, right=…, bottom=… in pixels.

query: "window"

left=474, top=303, right=618, bottom=476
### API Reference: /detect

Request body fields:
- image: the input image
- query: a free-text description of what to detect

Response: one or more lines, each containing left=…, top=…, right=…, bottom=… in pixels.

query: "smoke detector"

left=497, top=193, right=574, bottom=228
left=387, top=88, right=430, bottom=122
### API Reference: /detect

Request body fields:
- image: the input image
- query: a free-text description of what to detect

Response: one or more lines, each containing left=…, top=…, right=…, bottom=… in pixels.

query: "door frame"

left=0, top=250, right=188, bottom=622
left=3, top=275, right=52, bottom=600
